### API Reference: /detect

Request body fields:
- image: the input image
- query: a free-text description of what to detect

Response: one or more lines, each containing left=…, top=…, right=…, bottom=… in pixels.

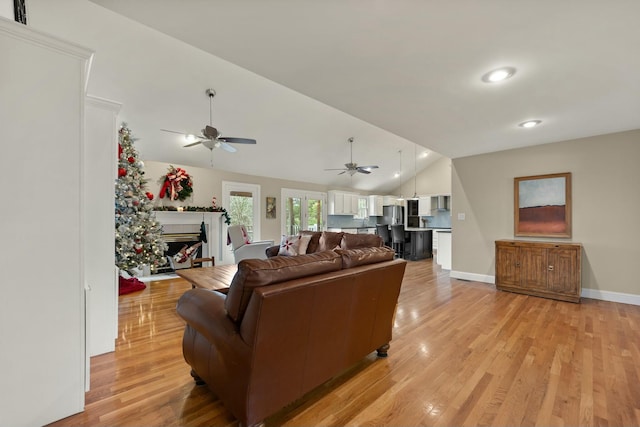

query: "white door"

left=281, top=189, right=326, bottom=235
left=222, top=181, right=261, bottom=264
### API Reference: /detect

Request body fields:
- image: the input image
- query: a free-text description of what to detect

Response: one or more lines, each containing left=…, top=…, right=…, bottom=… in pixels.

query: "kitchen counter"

left=405, top=227, right=451, bottom=232
left=327, top=227, right=377, bottom=234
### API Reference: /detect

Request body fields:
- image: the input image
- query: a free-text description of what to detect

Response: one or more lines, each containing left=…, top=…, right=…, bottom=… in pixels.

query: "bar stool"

left=376, top=224, right=391, bottom=248
left=391, top=224, right=409, bottom=259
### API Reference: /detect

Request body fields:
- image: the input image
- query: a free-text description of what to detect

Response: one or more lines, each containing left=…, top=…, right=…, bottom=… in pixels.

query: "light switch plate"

left=457, top=213, right=466, bottom=221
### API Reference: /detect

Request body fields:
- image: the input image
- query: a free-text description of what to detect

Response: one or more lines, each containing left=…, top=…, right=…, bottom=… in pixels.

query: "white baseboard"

left=450, top=270, right=495, bottom=284
left=450, top=270, right=640, bottom=306
left=581, top=288, right=640, bottom=306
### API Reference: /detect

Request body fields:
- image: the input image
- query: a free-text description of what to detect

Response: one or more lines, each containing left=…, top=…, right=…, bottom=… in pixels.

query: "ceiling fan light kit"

left=160, top=88, right=257, bottom=154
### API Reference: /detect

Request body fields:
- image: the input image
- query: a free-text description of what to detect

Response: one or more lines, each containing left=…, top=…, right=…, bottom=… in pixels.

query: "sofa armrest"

left=176, top=289, right=241, bottom=345
left=234, top=241, right=274, bottom=263
left=265, top=245, right=280, bottom=257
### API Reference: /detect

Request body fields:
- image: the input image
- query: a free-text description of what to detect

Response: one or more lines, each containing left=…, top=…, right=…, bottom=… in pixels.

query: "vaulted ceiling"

left=88, top=0, right=640, bottom=192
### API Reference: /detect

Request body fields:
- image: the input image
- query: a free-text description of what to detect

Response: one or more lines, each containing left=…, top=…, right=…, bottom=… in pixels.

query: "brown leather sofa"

left=176, top=246, right=406, bottom=427
left=265, top=230, right=384, bottom=257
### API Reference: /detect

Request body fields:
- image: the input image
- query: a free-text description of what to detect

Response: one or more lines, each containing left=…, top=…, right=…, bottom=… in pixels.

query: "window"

left=355, top=196, right=368, bottom=219
left=281, top=189, right=326, bottom=235
left=222, top=181, right=261, bottom=263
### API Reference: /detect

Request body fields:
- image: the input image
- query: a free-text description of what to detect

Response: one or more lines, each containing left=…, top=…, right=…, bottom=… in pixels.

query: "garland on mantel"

left=152, top=206, right=231, bottom=225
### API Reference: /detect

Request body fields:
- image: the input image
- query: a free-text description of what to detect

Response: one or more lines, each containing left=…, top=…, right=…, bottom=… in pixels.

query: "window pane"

left=307, top=198, right=323, bottom=231
left=230, top=194, right=254, bottom=240
left=285, top=197, right=302, bottom=235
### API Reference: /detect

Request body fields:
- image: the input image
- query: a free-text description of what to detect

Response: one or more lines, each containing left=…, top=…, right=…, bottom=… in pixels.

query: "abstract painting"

left=514, top=172, right=571, bottom=237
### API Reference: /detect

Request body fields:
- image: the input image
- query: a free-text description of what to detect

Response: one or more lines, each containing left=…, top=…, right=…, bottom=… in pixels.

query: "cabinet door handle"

left=548, top=265, right=554, bottom=271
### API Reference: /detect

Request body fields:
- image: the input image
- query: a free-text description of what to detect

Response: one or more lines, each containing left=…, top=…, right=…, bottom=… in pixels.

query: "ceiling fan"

left=161, top=88, right=256, bottom=153
left=325, top=137, right=379, bottom=176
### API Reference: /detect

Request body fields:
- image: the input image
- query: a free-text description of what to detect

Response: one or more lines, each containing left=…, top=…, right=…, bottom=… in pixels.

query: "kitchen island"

left=403, top=227, right=434, bottom=261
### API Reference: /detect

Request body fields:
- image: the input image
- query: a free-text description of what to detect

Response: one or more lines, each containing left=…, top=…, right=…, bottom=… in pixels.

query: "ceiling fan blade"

left=219, top=137, right=257, bottom=144
left=183, top=140, right=203, bottom=148
left=338, top=171, right=347, bottom=175
left=324, top=168, right=348, bottom=171
left=358, top=165, right=379, bottom=170
left=219, top=141, right=237, bottom=153
left=160, top=128, right=189, bottom=135
left=357, top=168, right=372, bottom=174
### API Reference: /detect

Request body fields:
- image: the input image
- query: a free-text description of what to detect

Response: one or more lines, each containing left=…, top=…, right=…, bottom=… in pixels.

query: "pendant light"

left=412, top=144, right=418, bottom=199
left=396, top=149, right=404, bottom=201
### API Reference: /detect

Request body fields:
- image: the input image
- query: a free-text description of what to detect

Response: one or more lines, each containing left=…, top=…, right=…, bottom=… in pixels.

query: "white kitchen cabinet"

left=328, top=190, right=359, bottom=215
left=368, top=195, right=383, bottom=216
left=437, top=231, right=452, bottom=270
left=383, top=195, right=400, bottom=206
left=418, top=196, right=437, bottom=216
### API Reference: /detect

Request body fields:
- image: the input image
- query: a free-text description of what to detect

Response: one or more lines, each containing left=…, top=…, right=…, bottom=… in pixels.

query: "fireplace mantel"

left=153, top=211, right=224, bottom=265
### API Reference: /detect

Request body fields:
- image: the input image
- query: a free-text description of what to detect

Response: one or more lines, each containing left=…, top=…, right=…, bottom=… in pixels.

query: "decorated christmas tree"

left=115, top=124, right=167, bottom=274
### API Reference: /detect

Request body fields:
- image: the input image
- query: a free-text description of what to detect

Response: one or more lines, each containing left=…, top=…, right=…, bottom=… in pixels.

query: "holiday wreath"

left=159, top=165, right=193, bottom=201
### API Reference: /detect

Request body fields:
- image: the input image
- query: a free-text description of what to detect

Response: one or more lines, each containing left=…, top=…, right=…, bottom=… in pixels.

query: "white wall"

left=391, top=156, right=452, bottom=197
left=0, top=18, right=92, bottom=426
left=451, top=129, right=640, bottom=303
left=85, top=96, right=121, bottom=357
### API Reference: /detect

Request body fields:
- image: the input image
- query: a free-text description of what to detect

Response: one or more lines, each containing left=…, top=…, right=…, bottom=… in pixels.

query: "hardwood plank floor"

left=49, top=259, right=640, bottom=426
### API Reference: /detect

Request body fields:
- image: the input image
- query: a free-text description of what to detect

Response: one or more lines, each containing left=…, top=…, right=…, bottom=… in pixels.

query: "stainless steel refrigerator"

left=382, top=205, right=404, bottom=226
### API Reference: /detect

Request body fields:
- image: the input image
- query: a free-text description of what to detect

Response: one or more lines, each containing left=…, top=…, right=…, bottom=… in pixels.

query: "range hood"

left=437, top=195, right=450, bottom=210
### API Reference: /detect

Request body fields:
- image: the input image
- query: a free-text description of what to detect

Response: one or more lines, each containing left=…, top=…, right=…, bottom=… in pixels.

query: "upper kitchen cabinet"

left=368, top=195, right=384, bottom=216
left=418, top=196, right=437, bottom=216
left=328, top=190, right=359, bottom=215
left=383, top=195, right=401, bottom=206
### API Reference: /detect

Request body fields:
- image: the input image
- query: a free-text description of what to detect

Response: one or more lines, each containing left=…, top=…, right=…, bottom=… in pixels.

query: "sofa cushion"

left=318, top=231, right=344, bottom=252
left=278, top=234, right=312, bottom=256
left=335, top=246, right=396, bottom=269
left=299, top=230, right=322, bottom=253
left=225, top=250, right=342, bottom=322
left=340, top=232, right=384, bottom=250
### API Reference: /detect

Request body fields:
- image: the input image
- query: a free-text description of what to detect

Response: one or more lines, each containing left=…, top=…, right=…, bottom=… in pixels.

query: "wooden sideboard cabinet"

left=495, top=240, right=582, bottom=303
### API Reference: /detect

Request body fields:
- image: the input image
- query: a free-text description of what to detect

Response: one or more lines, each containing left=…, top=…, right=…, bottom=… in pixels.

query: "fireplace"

left=157, top=227, right=204, bottom=273
left=152, top=211, right=226, bottom=274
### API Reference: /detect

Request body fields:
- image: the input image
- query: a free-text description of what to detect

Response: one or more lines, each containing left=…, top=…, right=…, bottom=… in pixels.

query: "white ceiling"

left=88, top=0, right=640, bottom=192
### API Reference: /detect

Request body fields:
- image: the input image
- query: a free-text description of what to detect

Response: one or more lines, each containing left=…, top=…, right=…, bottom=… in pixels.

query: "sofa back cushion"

left=340, top=233, right=384, bottom=250
left=225, top=250, right=342, bottom=322
left=318, top=231, right=344, bottom=252
left=335, top=246, right=395, bottom=269
left=299, top=230, right=322, bottom=254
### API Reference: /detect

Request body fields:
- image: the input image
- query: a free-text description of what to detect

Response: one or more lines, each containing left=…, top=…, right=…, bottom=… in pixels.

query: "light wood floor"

left=49, top=259, right=640, bottom=426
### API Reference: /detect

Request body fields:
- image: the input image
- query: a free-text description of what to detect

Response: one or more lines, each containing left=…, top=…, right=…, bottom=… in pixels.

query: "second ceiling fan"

left=325, top=137, right=379, bottom=176
left=161, top=88, right=256, bottom=153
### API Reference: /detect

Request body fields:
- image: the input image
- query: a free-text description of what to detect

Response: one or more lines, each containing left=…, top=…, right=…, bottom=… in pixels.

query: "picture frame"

left=1, top=0, right=27, bottom=24
left=514, top=172, right=571, bottom=238
left=266, top=196, right=276, bottom=219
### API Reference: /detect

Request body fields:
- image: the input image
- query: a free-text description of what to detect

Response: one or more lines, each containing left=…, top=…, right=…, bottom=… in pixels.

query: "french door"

left=222, top=181, right=261, bottom=264
left=281, top=189, right=326, bottom=235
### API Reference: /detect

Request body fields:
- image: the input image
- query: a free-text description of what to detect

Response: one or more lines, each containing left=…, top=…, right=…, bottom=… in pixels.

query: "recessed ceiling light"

left=518, top=120, right=542, bottom=128
left=420, top=151, right=430, bottom=159
left=394, top=172, right=400, bottom=178
left=482, top=67, right=516, bottom=83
